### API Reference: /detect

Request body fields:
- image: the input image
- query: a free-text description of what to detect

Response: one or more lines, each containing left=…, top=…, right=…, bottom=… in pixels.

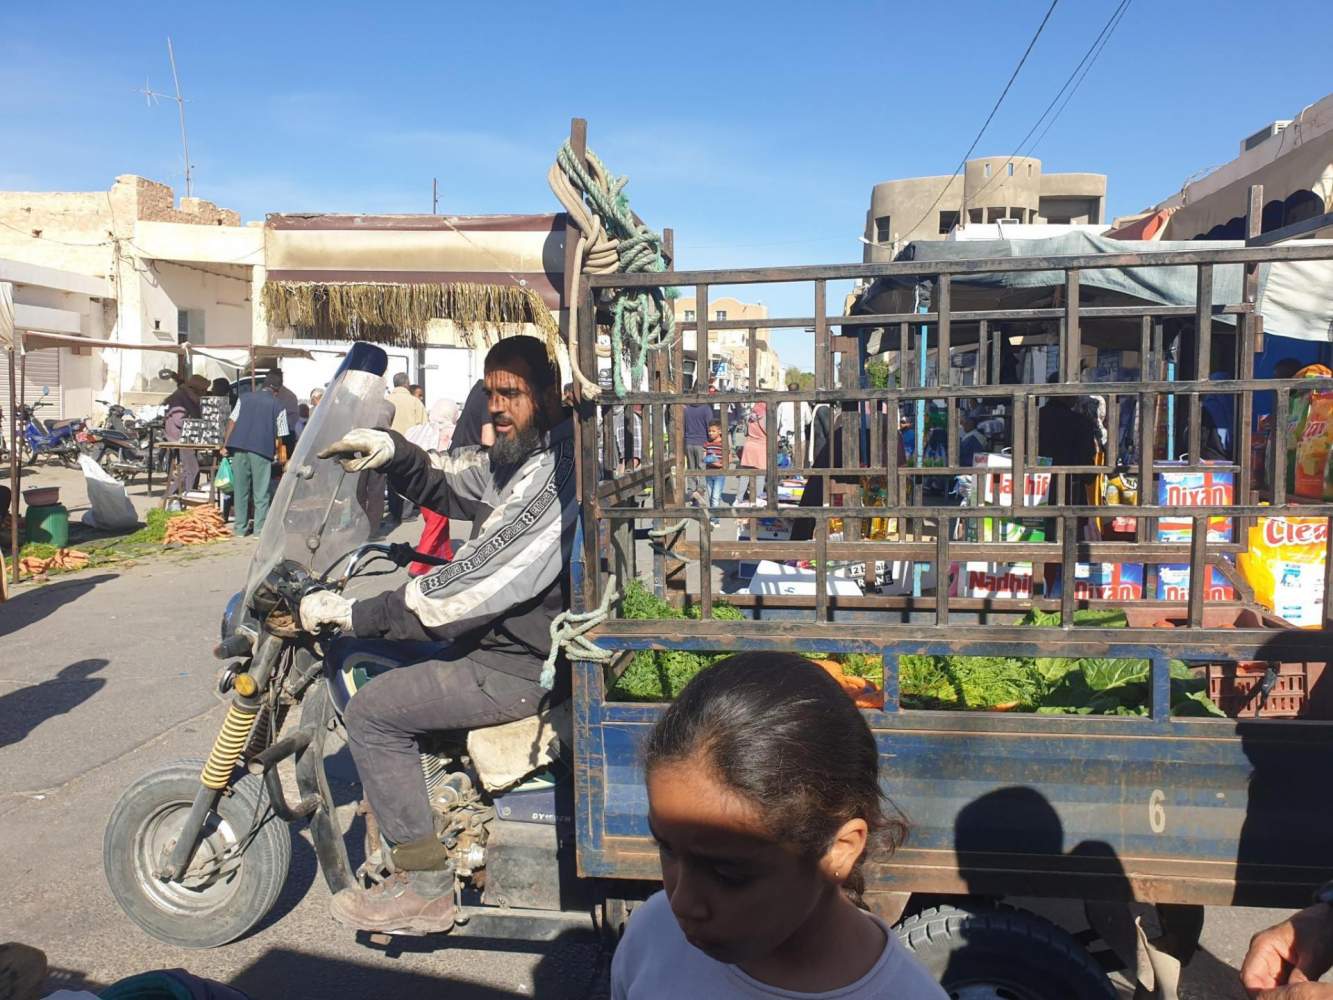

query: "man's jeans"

left=686, top=444, right=708, bottom=499
left=335, top=640, right=548, bottom=848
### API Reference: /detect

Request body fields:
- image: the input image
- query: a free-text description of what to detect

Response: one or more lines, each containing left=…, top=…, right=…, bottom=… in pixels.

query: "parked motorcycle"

left=88, top=402, right=168, bottom=481
left=104, top=345, right=592, bottom=949
left=15, top=397, right=85, bottom=467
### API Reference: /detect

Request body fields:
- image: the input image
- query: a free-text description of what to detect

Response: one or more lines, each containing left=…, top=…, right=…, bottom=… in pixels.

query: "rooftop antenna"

left=140, top=37, right=194, bottom=198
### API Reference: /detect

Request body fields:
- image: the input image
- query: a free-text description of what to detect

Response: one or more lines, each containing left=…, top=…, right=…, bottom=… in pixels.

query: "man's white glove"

left=300, top=590, right=354, bottom=632
left=317, top=428, right=395, bottom=472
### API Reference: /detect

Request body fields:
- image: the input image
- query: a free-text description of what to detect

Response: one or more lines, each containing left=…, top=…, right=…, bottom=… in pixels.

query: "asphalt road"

left=0, top=502, right=1289, bottom=999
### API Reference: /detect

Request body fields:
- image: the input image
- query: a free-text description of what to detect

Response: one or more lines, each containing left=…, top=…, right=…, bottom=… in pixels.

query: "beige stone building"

left=862, top=157, right=1107, bottom=261
left=672, top=295, right=783, bottom=390
left=0, top=174, right=264, bottom=416
left=1148, top=93, right=1333, bottom=241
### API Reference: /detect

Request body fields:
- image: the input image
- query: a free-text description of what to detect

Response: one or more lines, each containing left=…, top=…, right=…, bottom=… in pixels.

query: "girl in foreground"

left=612, top=653, right=947, bottom=998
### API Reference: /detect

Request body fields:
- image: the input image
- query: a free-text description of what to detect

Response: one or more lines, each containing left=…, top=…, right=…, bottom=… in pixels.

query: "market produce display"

left=161, top=506, right=232, bottom=545
left=18, top=547, right=90, bottom=578
left=609, top=586, right=1225, bottom=717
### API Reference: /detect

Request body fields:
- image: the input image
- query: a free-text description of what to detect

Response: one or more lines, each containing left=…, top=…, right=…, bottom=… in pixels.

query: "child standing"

left=704, top=421, right=726, bottom=522
left=612, top=653, right=946, bottom=999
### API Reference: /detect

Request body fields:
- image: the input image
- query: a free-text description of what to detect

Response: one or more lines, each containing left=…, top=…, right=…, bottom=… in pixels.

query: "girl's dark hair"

left=643, top=652, right=907, bottom=903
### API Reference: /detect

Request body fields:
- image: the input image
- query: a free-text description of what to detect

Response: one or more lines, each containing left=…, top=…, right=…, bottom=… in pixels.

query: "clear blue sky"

left=4, top=1, right=1328, bottom=372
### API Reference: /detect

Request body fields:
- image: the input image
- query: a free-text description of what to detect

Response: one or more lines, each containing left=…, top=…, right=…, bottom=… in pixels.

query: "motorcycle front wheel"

left=103, top=759, right=292, bottom=948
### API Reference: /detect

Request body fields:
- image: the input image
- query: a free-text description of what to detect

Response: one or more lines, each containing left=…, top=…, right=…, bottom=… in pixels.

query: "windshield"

left=243, top=368, right=388, bottom=606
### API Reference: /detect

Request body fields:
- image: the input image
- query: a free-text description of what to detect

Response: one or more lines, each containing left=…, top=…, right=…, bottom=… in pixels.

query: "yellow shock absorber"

left=200, top=702, right=260, bottom=790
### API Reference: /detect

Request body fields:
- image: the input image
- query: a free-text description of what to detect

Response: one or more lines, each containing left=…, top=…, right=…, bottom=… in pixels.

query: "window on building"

left=715, top=310, right=728, bottom=321
left=684, top=309, right=695, bottom=322
left=177, top=309, right=205, bottom=344
left=1007, top=163, right=1014, bottom=177
left=938, top=211, right=960, bottom=234
left=983, top=162, right=991, bottom=178
left=969, top=208, right=984, bottom=224
left=874, top=215, right=892, bottom=243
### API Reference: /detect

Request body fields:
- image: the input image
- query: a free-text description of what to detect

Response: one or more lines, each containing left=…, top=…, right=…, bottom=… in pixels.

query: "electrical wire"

left=898, top=0, right=1061, bottom=242
left=1028, top=0, right=1132, bottom=154
left=966, top=0, right=1131, bottom=208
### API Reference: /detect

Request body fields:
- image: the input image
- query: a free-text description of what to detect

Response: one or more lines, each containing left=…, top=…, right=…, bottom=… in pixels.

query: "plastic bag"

left=78, top=453, right=138, bottom=530
left=214, top=456, right=234, bottom=494
left=1293, top=393, right=1333, bottom=498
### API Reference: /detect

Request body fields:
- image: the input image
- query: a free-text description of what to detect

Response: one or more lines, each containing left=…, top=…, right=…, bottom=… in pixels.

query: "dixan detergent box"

left=1154, top=564, right=1235, bottom=602
left=976, top=453, right=1054, bottom=508
left=1237, top=516, right=1328, bottom=627
left=1049, top=562, right=1145, bottom=601
left=951, top=561, right=1038, bottom=599
left=1155, top=463, right=1234, bottom=544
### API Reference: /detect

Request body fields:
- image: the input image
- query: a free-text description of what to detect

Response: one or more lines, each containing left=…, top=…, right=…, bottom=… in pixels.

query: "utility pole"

left=141, top=37, right=194, bottom=198
left=432, top=178, right=438, bottom=214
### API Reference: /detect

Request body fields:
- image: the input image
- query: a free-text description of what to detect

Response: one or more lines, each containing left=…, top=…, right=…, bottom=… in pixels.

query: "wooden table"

left=160, top=442, right=222, bottom=510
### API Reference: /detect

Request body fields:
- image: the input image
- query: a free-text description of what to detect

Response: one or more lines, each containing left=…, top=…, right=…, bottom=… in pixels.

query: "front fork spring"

left=200, top=702, right=260, bottom=790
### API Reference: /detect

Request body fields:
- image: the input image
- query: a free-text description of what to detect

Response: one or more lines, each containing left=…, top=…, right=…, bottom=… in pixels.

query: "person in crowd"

left=1241, top=889, right=1333, bottom=999
left=704, top=421, right=726, bottom=522
left=386, top=373, right=427, bottom=526
left=269, top=370, right=301, bottom=433
left=611, top=653, right=944, bottom=999
left=684, top=388, right=716, bottom=505
left=209, top=377, right=231, bottom=399
left=163, top=373, right=209, bottom=506
left=299, top=336, right=576, bottom=934
left=405, top=398, right=461, bottom=576
left=1037, top=376, right=1099, bottom=504
left=410, top=383, right=425, bottom=404
left=953, top=411, right=990, bottom=504
left=309, top=387, right=325, bottom=410
left=293, top=403, right=311, bottom=438
left=735, top=400, right=769, bottom=506
left=221, top=375, right=288, bottom=536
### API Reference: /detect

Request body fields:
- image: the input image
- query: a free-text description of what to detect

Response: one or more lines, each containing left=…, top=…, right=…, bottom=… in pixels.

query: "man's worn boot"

left=329, top=836, right=457, bottom=934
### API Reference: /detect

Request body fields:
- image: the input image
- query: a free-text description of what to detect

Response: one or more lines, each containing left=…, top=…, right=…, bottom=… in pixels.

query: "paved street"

left=0, top=498, right=1284, bottom=999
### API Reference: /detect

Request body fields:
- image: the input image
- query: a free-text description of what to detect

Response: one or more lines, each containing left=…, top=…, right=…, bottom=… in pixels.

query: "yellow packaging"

left=1237, top=516, right=1328, bottom=628
left=1294, top=393, right=1333, bottom=499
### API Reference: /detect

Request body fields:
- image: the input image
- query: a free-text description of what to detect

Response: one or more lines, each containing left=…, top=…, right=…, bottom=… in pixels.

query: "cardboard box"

left=975, top=453, right=1054, bottom=508
left=1155, top=463, right=1234, bottom=543
left=951, top=561, right=1038, bottom=599
left=1049, top=562, right=1145, bottom=601
left=1154, top=564, right=1236, bottom=602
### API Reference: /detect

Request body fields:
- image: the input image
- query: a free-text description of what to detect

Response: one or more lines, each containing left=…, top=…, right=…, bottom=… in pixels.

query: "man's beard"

left=490, top=420, right=545, bottom=466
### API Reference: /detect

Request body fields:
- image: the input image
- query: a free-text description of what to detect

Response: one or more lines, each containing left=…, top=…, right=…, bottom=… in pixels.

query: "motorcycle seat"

left=42, top=418, right=80, bottom=431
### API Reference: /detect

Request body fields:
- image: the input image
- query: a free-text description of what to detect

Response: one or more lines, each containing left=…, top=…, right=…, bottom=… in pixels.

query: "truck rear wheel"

left=895, top=903, right=1115, bottom=1000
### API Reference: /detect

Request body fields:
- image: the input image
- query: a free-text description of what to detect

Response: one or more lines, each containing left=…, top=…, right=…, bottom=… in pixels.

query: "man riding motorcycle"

left=300, top=335, right=577, bottom=933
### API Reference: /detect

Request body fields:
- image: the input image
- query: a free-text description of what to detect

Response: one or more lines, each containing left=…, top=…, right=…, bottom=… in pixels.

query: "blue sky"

left=4, top=1, right=1328, bottom=371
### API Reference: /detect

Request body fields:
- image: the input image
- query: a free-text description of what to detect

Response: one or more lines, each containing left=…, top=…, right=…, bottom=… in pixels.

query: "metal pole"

left=9, top=347, right=20, bottom=585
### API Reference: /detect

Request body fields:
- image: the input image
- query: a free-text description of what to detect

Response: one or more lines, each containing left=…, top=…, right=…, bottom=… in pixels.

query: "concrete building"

left=672, top=295, right=783, bottom=390
left=0, top=175, right=263, bottom=408
left=862, top=157, right=1107, bottom=261
left=1147, top=93, right=1333, bottom=241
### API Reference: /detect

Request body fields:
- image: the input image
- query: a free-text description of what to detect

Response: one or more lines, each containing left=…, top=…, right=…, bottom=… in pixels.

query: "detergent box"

left=1154, top=564, right=1236, bottom=602
left=951, top=561, right=1038, bottom=599
left=1155, top=463, right=1234, bottom=544
left=1237, top=516, right=1328, bottom=628
left=975, top=453, right=1054, bottom=508
left=1048, top=562, right=1145, bottom=601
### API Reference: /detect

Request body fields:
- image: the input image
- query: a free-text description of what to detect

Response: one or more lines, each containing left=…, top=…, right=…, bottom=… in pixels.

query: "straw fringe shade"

left=261, top=281, right=562, bottom=358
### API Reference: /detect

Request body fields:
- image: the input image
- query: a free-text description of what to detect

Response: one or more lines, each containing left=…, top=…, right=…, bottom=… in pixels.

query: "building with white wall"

left=672, top=295, right=783, bottom=390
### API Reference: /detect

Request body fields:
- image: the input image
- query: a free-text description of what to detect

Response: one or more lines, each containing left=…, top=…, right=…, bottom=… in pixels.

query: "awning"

left=1105, top=207, right=1175, bottom=241
left=19, top=331, right=185, bottom=354
left=261, top=213, right=566, bottom=347
left=855, top=232, right=1333, bottom=350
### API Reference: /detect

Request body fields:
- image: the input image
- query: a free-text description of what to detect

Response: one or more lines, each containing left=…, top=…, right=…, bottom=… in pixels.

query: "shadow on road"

left=231, top=930, right=610, bottom=1000
left=0, top=573, right=117, bottom=638
left=0, top=658, right=109, bottom=748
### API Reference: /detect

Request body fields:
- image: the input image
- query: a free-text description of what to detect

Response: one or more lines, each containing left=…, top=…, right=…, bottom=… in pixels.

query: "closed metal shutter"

left=0, top=349, right=62, bottom=445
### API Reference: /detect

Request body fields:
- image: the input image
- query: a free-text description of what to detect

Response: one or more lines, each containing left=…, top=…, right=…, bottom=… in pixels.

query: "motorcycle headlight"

left=220, top=590, right=244, bottom=641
